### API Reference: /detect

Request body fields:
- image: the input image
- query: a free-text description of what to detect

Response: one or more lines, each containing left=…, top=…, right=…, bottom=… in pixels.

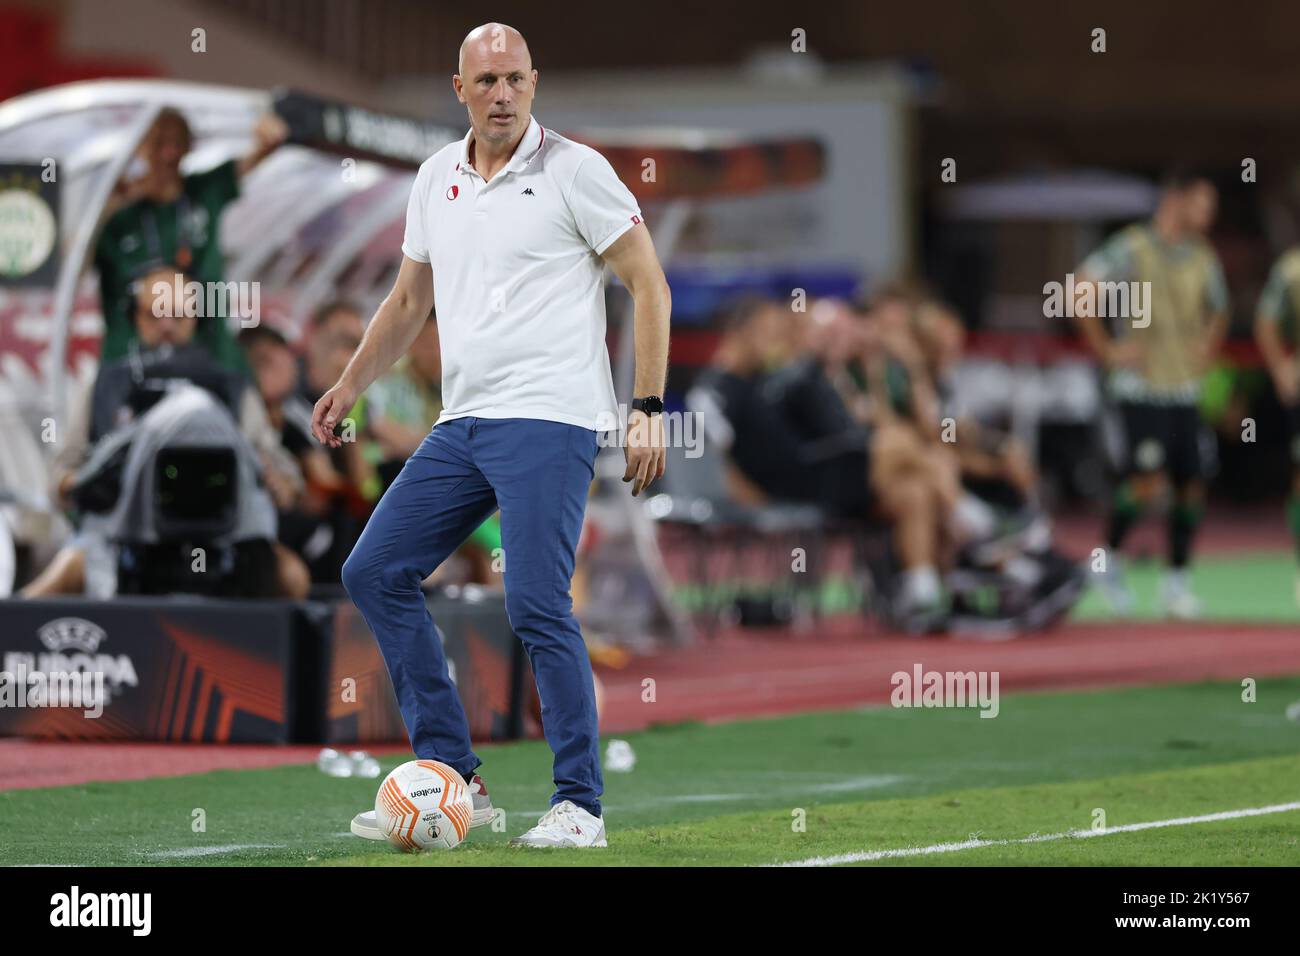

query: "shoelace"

left=535, top=802, right=578, bottom=830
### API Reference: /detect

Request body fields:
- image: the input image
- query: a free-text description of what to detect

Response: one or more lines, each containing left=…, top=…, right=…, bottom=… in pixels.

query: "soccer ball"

left=375, top=760, right=473, bottom=851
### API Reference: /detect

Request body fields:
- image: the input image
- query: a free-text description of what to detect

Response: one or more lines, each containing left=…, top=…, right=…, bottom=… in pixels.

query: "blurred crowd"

left=11, top=105, right=1067, bottom=627
left=688, top=285, right=1054, bottom=630
left=16, top=107, right=497, bottom=601
left=15, top=109, right=1300, bottom=629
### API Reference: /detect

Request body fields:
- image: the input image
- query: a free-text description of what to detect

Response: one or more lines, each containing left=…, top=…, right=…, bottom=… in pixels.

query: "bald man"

left=318, top=23, right=671, bottom=849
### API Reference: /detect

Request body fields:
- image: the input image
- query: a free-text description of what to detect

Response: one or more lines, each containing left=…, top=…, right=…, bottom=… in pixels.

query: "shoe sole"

left=351, top=804, right=495, bottom=840
left=351, top=816, right=384, bottom=841
left=509, top=837, right=608, bottom=848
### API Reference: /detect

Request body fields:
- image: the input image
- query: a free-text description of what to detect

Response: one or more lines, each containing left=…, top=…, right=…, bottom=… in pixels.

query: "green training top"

left=1256, top=247, right=1300, bottom=360
left=1079, top=222, right=1228, bottom=404
left=93, top=159, right=244, bottom=371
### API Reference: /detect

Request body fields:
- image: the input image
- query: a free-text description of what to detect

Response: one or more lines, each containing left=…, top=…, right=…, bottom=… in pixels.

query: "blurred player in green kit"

left=1254, top=246, right=1300, bottom=606
left=1075, top=169, right=1229, bottom=618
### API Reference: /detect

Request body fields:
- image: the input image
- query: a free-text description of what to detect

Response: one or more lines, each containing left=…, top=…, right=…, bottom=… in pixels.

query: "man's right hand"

left=311, top=382, right=358, bottom=448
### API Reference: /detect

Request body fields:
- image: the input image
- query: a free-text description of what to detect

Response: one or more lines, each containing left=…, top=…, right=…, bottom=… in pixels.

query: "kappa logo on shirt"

left=521, top=188, right=535, bottom=196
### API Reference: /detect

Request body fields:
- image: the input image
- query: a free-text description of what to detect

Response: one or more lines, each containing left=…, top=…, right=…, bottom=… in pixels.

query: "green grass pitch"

left=1072, top=550, right=1300, bottom=622
left=3, top=678, right=1299, bottom=866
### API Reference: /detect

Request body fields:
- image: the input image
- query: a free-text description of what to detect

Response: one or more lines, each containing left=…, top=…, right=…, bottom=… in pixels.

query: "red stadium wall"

left=0, top=10, right=159, bottom=102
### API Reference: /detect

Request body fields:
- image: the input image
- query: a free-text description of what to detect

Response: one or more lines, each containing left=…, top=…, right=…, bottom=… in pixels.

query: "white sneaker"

left=1161, top=572, right=1202, bottom=620
left=509, top=800, right=607, bottom=848
left=351, top=773, right=494, bottom=840
left=1093, top=554, right=1134, bottom=615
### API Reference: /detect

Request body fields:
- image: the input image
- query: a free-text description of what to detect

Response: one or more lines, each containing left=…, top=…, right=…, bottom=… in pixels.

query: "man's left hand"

left=623, top=409, right=666, bottom=497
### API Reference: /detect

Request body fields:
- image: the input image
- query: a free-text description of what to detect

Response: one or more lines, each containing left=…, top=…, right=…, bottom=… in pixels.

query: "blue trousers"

left=341, top=416, right=604, bottom=816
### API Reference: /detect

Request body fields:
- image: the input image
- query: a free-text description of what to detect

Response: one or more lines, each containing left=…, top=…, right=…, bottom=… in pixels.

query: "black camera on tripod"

left=115, top=444, right=276, bottom=597
left=71, top=379, right=279, bottom=598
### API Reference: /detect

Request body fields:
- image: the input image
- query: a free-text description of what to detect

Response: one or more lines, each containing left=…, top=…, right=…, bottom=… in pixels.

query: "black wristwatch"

left=631, top=395, right=664, bottom=416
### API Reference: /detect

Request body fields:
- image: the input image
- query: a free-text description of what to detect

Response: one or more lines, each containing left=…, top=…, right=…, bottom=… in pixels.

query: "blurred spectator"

left=22, top=264, right=307, bottom=599
left=94, top=107, right=288, bottom=370
left=367, top=311, right=443, bottom=490
left=864, top=284, right=1037, bottom=507
left=300, top=299, right=366, bottom=404
left=688, top=296, right=806, bottom=506
left=917, top=296, right=1036, bottom=505
left=239, top=323, right=361, bottom=586
left=277, top=299, right=382, bottom=582
left=689, top=296, right=956, bottom=623
left=299, top=299, right=380, bottom=498
left=856, top=283, right=944, bottom=430
left=239, top=321, right=342, bottom=497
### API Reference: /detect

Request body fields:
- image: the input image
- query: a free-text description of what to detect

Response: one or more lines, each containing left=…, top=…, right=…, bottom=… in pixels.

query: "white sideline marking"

left=334, top=776, right=911, bottom=841
left=608, top=774, right=905, bottom=812
left=777, top=800, right=1300, bottom=867
left=334, top=776, right=910, bottom=835
left=807, top=775, right=906, bottom=794
left=148, top=843, right=286, bottom=859
left=444, top=776, right=909, bottom=824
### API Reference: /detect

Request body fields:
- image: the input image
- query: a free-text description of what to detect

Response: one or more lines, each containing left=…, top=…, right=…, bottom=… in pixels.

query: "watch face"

left=637, top=396, right=664, bottom=414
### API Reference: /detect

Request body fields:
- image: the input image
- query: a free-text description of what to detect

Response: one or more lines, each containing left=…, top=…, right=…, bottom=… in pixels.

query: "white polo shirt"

left=401, top=114, right=642, bottom=431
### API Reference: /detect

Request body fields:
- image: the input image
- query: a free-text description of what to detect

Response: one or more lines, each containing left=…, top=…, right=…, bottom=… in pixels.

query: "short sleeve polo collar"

left=457, top=115, right=546, bottom=181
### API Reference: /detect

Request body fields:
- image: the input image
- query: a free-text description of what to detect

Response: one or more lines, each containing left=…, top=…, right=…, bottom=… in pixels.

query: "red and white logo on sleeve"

left=447, top=185, right=459, bottom=200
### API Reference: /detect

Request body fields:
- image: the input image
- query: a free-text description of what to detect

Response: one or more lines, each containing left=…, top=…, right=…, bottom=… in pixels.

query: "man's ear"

left=451, top=75, right=466, bottom=104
